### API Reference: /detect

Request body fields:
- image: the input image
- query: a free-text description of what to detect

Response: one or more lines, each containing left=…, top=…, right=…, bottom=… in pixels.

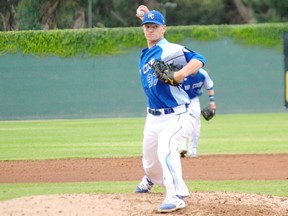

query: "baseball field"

left=0, top=113, right=287, bottom=215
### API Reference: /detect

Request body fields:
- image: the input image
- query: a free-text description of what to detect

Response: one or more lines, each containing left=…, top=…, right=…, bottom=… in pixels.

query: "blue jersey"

left=138, top=38, right=206, bottom=109
left=182, top=68, right=214, bottom=99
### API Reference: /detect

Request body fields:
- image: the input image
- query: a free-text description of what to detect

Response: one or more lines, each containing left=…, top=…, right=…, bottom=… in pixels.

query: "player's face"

left=143, top=23, right=166, bottom=43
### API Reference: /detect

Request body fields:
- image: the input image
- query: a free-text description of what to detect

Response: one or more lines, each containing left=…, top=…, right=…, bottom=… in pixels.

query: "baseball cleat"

left=180, top=150, right=187, bottom=158
left=188, top=148, right=197, bottom=158
left=157, top=195, right=186, bottom=213
left=134, top=175, right=154, bottom=193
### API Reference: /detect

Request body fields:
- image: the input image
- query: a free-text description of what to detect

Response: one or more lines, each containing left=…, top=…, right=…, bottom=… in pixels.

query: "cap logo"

left=148, top=13, right=155, bottom=19
left=142, top=10, right=165, bottom=25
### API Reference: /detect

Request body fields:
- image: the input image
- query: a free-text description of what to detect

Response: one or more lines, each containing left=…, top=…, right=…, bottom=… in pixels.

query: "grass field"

left=0, top=113, right=287, bottom=201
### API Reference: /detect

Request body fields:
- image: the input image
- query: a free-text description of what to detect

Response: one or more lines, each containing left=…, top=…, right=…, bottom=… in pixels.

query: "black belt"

left=148, top=108, right=174, bottom=116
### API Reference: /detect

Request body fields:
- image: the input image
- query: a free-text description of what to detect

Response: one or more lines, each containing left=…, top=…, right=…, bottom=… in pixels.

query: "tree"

left=2, top=0, right=288, bottom=31
left=40, top=0, right=59, bottom=30
left=244, top=0, right=288, bottom=23
left=233, top=0, right=256, bottom=23
left=0, top=0, right=19, bottom=31
left=16, top=0, right=41, bottom=30
left=152, top=0, right=226, bottom=25
left=17, top=0, right=87, bottom=30
left=57, top=0, right=85, bottom=29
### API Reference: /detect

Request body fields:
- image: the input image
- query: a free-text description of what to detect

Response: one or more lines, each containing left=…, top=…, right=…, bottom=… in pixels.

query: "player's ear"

left=161, top=25, right=167, bottom=34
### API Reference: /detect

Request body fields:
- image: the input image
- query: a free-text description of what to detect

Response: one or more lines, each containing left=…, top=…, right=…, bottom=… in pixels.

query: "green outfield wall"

left=284, top=32, right=288, bottom=108
left=0, top=39, right=286, bottom=120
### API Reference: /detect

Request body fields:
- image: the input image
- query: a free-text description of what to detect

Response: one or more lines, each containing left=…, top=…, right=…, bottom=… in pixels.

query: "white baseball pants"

left=188, top=97, right=201, bottom=153
left=141, top=105, right=195, bottom=198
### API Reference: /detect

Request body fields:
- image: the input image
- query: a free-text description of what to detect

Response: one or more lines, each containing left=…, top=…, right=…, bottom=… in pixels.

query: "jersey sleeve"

left=183, top=47, right=206, bottom=66
left=199, top=68, right=214, bottom=90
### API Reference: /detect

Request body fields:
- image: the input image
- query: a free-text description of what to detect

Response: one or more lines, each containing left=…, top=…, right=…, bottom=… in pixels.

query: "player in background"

left=178, top=68, right=216, bottom=157
left=134, top=5, right=206, bottom=213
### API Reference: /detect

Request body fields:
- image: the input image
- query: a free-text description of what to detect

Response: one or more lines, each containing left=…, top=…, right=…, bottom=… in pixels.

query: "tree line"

left=1, top=0, right=287, bottom=31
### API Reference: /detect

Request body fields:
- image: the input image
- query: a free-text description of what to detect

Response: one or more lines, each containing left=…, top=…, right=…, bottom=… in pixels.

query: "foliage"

left=56, top=0, right=75, bottom=29
left=165, top=0, right=226, bottom=25
left=0, top=0, right=19, bottom=31
left=245, top=0, right=288, bottom=23
left=0, top=27, right=145, bottom=57
left=1, top=0, right=288, bottom=31
left=113, top=0, right=143, bottom=27
left=221, top=23, right=287, bottom=48
left=16, top=0, right=41, bottom=30
left=0, top=22, right=287, bottom=57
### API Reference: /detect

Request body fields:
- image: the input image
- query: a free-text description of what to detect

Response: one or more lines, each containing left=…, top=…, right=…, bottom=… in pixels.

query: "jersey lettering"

left=184, top=85, right=190, bottom=91
left=143, top=58, right=155, bottom=74
left=147, top=72, right=158, bottom=88
left=192, top=82, right=203, bottom=89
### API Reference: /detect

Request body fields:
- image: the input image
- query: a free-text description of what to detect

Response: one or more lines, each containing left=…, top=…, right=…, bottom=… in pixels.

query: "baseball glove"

left=201, top=105, right=216, bottom=121
left=152, top=60, right=181, bottom=86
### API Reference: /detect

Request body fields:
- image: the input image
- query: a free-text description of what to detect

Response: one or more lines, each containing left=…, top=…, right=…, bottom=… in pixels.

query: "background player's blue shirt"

left=138, top=38, right=206, bottom=109
left=182, top=68, right=214, bottom=99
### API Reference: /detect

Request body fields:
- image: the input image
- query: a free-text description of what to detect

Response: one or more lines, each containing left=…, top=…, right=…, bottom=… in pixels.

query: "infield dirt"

left=0, top=154, right=288, bottom=215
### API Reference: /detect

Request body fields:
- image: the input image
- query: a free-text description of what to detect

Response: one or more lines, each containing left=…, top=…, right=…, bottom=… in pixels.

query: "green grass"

left=0, top=180, right=287, bottom=201
left=199, top=113, right=288, bottom=154
left=0, top=118, right=146, bottom=160
left=1, top=113, right=287, bottom=160
left=0, top=113, right=287, bottom=201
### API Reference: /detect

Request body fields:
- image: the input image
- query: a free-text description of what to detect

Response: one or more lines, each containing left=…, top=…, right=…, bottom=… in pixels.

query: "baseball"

left=137, top=9, right=145, bottom=17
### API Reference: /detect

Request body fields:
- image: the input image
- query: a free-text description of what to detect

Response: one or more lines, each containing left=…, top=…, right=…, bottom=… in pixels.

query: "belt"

left=148, top=104, right=189, bottom=116
left=148, top=108, right=174, bottom=116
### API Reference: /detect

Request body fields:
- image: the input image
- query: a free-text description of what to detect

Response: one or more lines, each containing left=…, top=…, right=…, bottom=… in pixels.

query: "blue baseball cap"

left=142, top=10, right=166, bottom=26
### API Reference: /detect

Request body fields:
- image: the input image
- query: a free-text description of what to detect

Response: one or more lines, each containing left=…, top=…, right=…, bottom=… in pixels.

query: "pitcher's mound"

left=0, top=192, right=287, bottom=216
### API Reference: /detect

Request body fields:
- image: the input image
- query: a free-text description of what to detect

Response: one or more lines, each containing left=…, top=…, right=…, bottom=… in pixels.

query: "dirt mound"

left=0, top=192, right=287, bottom=216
